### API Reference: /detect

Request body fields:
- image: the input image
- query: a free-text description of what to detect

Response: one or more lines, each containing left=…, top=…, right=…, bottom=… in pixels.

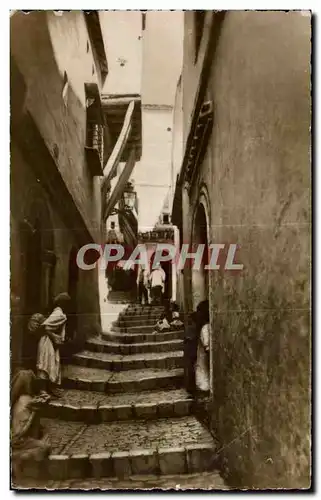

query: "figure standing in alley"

left=149, top=263, right=166, bottom=305
left=105, top=221, right=123, bottom=292
left=35, top=293, right=71, bottom=398
left=137, top=264, right=150, bottom=305
left=184, top=300, right=210, bottom=397
left=195, top=300, right=210, bottom=396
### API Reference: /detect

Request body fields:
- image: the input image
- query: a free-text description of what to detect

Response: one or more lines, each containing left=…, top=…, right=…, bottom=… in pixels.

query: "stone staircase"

left=18, top=303, right=227, bottom=489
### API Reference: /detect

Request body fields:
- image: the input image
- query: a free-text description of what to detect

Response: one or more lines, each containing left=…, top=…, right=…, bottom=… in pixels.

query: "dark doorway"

left=20, top=218, right=43, bottom=371
left=24, top=219, right=42, bottom=315
left=68, top=247, right=79, bottom=341
left=192, top=203, right=209, bottom=307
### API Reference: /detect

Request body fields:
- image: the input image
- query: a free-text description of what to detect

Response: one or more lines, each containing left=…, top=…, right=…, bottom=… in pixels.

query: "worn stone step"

left=86, top=337, right=184, bottom=355
left=73, top=350, right=184, bottom=371
left=117, top=317, right=160, bottom=328
left=119, top=312, right=163, bottom=322
left=26, top=416, right=217, bottom=480
left=41, top=388, right=193, bottom=422
left=102, top=330, right=183, bottom=344
left=115, top=324, right=184, bottom=334
left=110, top=320, right=162, bottom=333
left=13, top=471, right=228, bottom=490
left=124, top=306, right=164, bottom=316
left=62, top=365, right=184, bottom=393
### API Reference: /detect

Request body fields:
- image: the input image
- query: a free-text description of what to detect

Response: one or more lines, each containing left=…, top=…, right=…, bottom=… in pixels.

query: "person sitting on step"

left=169, top=302, right=184, bottom=330
left=153, top=301, right=172, bottom=333
left=11, top=369, right=51, bottom=482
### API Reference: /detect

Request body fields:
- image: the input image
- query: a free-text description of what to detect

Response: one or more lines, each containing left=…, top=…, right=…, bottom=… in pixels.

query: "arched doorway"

left=191, top=203, right=209, bottom=310
left=19, top=194, right=55, bottom=370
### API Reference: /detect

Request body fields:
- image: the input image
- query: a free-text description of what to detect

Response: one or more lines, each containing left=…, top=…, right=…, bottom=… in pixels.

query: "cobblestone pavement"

left=40, top=416, right=213, bottom=455
left=40, top=419, right=85, bottom=454
left=50, top=388, right=191, bottom=407
left=67, top=416, right=213, bottom=454
left=15, top=301, right=227, bottom=488
left=15, top=472, right=228, bottom=490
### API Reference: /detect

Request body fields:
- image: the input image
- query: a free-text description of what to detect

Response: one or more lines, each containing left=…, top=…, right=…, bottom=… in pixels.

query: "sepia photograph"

left=9, top=9, right=311, bottom=491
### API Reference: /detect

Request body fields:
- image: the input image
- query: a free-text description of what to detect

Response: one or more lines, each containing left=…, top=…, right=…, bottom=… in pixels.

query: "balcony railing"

left=85, top=121, right=104, bottom=176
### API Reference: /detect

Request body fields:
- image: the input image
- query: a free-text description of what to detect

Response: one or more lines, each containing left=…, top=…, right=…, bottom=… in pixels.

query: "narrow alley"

left=10, top=10, right=311, bottom=491
left=13, top=291, right=227, bottom=489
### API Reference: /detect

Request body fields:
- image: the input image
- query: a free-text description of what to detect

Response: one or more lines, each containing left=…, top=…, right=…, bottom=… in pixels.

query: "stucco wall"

left=182, top=11, right=311, bottom=489
left=10, top=11, right=102, bottom=243
left=101, top=10, right=142, bottom=95
left=142, top=11, right=183, bottom=107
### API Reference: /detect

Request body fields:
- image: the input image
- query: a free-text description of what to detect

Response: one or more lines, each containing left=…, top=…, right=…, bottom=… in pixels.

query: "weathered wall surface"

left=101, top=10, right=142, bottom=95
left=182, top=11, right=311, bottom=489
left=10, top=11, right=102, bottom=243
left=10, top=10, right=105, bottom=370
left=142, top=11, right=183, bottom=107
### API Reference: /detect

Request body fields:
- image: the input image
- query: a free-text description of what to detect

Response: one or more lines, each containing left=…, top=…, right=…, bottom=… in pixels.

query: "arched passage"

left=19, top=192, right=56, bottom=369
left=191, top=202, right=209, bottom=310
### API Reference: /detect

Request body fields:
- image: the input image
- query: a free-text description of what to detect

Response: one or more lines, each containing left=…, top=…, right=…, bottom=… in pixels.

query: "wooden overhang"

left=102, top=147, right=137, bottom=222
left=102, top=94, right=142, bottom=164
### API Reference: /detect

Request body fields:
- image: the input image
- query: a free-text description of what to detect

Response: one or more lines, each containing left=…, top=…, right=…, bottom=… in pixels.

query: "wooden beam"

left=103, top=100, right=135, bottom=181
left=103, top=96, right=141, bottom=107
left=103, top=146, right=137, bottom=222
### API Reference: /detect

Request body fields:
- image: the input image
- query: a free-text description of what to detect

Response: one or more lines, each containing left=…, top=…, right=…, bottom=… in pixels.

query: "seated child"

left=153, top=301, right=172, bottom=333
left=169, top=302, right=184, bottom=329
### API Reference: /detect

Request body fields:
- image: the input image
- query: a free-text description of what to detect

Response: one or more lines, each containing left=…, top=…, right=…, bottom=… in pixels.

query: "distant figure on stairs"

left=105, top=221, right=123, bottom=292
left=106, top=221, right=121, bottom=244
left=137, top=264, right=150, bottom=305
left=149, top=263, right=166, bottom=305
